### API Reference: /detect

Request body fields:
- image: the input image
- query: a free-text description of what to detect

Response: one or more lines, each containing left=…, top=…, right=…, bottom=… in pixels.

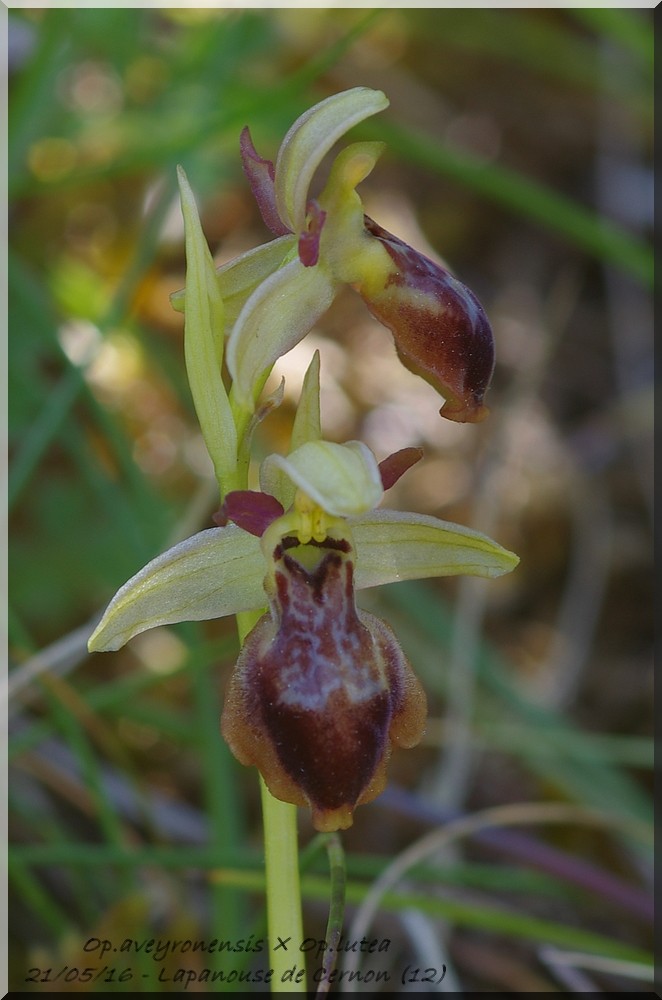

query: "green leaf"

left=178, top=165, right=238, bottom=493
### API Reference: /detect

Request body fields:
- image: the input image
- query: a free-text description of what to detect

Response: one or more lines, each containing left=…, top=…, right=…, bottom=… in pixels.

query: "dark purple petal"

left=221, top=533, right=426, bottom=831
left=359, top=216, right=495, bottom=423
left=240, top=126, right=291, bottom=237
left=298, top=199, right=327, bottom=267
left=378, top=447, right=424, bottom=491
left=213, top=490, right=284, bottom=537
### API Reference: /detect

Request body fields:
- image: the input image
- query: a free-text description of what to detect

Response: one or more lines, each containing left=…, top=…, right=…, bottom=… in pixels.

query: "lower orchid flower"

left=89, top=439, right=518, bottom=831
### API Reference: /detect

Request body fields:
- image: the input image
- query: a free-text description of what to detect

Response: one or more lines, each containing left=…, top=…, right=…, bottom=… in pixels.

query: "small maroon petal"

left=298, top=200, right=327, bottom=268
left=240, top=126, right=291, bottom=237
left=359, top=216, right=495, bottom=423
left=214, top=490, right=284, bottom=537
left=378, top=447, right=424, bottom=491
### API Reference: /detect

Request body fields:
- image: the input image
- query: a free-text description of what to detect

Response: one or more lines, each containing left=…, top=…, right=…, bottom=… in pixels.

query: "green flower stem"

left=235, top=609, right=306, bottom=993
left=316, top=834, right=346, bottom=995
left=229, top=366, right=305, bottom=991
left=259, top=779, right=306, bottom=991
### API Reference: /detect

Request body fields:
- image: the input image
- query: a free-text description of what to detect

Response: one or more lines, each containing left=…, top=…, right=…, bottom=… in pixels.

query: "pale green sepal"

left=87, top=526, right=265, bottom=652
left=264, top=440, right=383, bottom=517
left=260, top=351, right=322, bottom=508
left=170, top=235, right=296, bottom=321
left=275, top=87, right=389, bottom=233
left=350, top=509, right=520, bottom=590
left=177, top=166, right=237, bottom=491
left=216, top=235, right=297, bottom=329
left=226, top=256, right=336, bottom=407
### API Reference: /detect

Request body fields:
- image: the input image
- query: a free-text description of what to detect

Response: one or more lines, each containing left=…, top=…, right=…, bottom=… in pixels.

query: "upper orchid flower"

left=88, top=435, right=518, bottom=832
left=171, top=87, right=495, bottom=423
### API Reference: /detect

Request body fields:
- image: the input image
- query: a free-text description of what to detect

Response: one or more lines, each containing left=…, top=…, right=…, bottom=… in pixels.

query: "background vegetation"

left=8, top=7, right=653, bottom=993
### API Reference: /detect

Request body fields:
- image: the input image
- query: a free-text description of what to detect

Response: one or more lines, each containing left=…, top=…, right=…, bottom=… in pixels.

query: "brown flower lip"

left=221, top=533, right=426, bottom=832
left=358, top=216, right=495, bottom=423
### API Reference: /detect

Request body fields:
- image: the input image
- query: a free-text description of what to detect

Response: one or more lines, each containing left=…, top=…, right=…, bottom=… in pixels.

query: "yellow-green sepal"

left=351, top=509, right=520, bottom=589
left=87, top=526, right=265, bottom=652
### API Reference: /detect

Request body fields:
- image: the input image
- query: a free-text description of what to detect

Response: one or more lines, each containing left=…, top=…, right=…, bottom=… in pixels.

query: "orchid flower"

left=88, top=89, right=517, bottom=835
left=88, top=436, right=518, bottom=832
left=171, top=87, right=495, bottom=424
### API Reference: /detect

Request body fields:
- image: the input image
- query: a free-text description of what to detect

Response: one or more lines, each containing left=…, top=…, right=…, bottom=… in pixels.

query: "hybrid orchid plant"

left=88, top=86, right=517, bottom=977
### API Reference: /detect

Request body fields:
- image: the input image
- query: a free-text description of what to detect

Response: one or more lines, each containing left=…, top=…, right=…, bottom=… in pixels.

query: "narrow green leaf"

left=178, top=165, right=237, bottom=493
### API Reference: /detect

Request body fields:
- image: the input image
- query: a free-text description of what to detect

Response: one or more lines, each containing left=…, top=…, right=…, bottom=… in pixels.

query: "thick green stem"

left=223, top=389, right=306, bottom=990
left=235, top=609, right=306, bottom=993
left=259, top=779, right=306, bottom=990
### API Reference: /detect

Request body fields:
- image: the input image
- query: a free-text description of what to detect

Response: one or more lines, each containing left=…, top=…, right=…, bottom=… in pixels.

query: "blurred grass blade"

left=370, top=119, right=652, bottom=287
left=570, top=8, right=653, bottom=70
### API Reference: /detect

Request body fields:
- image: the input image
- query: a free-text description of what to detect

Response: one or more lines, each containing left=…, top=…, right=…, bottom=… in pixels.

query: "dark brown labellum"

left=359, top=216, right=495, bottom=423
left=221, top=534, right=426, bottom=831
